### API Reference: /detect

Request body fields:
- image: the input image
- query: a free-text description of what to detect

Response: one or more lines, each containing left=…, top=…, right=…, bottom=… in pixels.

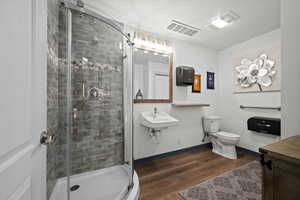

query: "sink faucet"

left=153, top=107, right=158, bottom=118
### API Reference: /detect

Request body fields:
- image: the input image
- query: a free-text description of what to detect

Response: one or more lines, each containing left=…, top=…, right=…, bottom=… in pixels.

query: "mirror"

left=133, top=49, right=173, bottom=103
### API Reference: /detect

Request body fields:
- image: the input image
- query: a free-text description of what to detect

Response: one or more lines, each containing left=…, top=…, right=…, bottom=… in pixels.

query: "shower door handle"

left=40, top=131, right=55, bottom=145
left=73, top=108, right=78, bottom=120
left=72, top=108, right=79, bottom=136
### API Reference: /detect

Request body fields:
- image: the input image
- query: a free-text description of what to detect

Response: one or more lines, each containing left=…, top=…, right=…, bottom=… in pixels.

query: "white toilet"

left=203, top=116, right=240, bottom=159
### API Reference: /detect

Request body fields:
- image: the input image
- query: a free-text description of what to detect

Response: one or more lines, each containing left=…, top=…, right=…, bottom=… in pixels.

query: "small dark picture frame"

left=207, top=72, right=215, bottom=89
left=192, top=74, right=201, bottom=93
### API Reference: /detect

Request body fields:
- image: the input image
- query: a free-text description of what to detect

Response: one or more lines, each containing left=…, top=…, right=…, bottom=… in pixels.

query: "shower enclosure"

left=48, top=1, right=138, bottom=199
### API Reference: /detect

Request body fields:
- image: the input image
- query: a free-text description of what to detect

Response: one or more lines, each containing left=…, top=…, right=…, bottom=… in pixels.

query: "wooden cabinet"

left=260, top=136, right=300, bottom=200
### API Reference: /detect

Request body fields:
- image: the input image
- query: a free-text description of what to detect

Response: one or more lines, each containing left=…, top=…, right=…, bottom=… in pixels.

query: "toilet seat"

left=217, top=132, right=240, bottom=145
left=217, top=131, right=240, bottom=140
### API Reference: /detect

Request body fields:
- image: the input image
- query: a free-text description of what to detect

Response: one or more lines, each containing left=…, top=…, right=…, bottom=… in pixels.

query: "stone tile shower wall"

left=47, top=0, right=60, bottom=198
left=57, top=9, right=125, bottom=176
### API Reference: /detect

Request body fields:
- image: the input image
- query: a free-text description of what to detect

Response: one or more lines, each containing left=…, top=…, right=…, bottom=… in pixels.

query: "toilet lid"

left=217, top=131, right=240, bottom=138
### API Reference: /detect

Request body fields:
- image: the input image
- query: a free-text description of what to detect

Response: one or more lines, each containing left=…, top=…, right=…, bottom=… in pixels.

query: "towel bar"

left=240, top=105, right=281, bottom=111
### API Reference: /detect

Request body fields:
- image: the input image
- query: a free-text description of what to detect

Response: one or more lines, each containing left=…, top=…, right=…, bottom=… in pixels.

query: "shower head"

left=76, top=0, right=84, bottom=8
left=76, top=0, right=85, bottom=17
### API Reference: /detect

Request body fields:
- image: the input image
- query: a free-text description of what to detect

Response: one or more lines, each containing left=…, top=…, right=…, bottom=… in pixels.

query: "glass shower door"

left=61, top=4, right=134, bottom=200
left=69, top=8, right=125, bottom=175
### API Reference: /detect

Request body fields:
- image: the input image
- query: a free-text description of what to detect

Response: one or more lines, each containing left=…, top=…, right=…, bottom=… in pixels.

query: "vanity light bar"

left=133, top=38, right=173, bottom=54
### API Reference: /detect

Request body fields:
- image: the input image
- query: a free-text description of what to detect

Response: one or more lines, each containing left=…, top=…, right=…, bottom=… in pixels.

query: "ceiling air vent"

left=167, top=20, right=201, bottom=36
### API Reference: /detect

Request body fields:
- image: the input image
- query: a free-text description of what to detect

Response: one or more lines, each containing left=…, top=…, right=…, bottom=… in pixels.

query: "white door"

left=0, top=0, right=47, bottom=200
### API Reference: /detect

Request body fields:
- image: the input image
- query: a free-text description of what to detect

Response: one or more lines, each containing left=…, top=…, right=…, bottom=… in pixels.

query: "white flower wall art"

left=235, top=54, right=276, bottom=91
left=233, top=48, right=281, bottom=93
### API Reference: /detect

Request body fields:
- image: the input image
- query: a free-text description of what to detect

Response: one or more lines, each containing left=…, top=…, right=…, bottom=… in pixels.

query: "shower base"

left=50, top=165, right=139, bottom=200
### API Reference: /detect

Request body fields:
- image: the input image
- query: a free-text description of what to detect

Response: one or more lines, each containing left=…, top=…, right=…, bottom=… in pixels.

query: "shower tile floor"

left=51, top=165, right=130, bottom=200
left=135, top=148, right=257, bottom=200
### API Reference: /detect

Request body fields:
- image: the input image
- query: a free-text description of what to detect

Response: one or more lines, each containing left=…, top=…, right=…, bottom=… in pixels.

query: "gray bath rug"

left=179, top=161, right=262, bottom=200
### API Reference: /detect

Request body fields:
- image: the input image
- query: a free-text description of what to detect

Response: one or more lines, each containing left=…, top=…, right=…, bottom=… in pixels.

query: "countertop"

left=259, top=135, right=300, bottom=161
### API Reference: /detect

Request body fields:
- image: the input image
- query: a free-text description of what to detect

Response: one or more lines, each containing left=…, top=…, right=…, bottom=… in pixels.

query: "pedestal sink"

left=140, top=111, right=179, bottom=129
left=140, top=111, right=179, bottom=143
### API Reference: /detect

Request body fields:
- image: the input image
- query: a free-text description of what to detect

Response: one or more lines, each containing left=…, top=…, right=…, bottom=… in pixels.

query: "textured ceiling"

left=85, top=0, right=280, bottom=50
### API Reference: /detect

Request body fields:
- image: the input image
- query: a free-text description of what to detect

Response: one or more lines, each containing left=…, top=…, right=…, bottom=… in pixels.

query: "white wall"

left=94, top=1, right=300, bottom=160
left=134, top=40, right=218, bottom=159
left=281, top=1, right=300, bottom=138
left=217, top=29, right=281, bottom=152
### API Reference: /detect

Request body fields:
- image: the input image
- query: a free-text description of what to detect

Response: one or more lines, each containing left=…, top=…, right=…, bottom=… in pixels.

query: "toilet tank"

left=203, top=116, right=221, bottom=133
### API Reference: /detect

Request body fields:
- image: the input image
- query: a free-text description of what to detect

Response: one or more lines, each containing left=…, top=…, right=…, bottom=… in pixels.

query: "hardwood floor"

left=134, top=148, right=257, bottom=200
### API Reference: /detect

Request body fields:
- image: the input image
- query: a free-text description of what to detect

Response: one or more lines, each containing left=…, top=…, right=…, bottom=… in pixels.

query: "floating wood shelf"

left=171, top=103, right=210, bottom=107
